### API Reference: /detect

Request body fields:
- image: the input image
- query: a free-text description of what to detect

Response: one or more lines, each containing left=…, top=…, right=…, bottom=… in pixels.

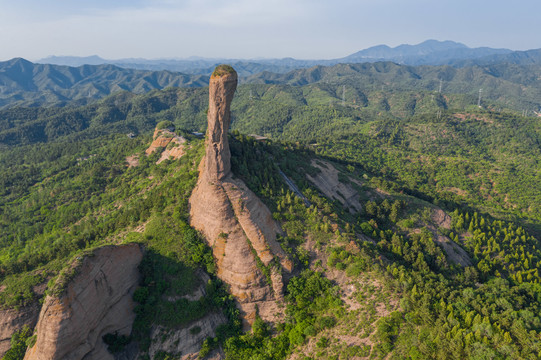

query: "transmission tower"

left=439, top=79, right=443, bottom=93
left=342, top=85, right=346, bottom=106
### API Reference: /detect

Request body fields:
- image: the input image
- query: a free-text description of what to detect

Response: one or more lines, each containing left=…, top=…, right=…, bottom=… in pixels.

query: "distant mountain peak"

left=343, top=40, right=511, bottom=65
left=418, top=39, right=468, bottom=47
left=0, top=57, right=35, bottom=73
left=3, top=57, right=33, bottom=65
left=36, top=55, right=108, bottom=66
left=15, top=39, right=534, bottom=78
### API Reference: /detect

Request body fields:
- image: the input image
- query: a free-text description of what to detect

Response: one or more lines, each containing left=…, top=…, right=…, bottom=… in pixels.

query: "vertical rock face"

left=24, top=244, right=143, bottom=360
left=189, top=65, right=292, bottom=327
left=204, top=65, right=237, bottom=182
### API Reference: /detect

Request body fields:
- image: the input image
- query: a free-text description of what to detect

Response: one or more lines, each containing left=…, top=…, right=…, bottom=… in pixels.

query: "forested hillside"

left=0, top=73, right=540, bottom=359
left=3, top=81, right=537, bottom=226
left=246, top=62, right=541, bottom=111
left=0, top=58, right=208, bottom=109
left=3, top=57, right=541, bottom=114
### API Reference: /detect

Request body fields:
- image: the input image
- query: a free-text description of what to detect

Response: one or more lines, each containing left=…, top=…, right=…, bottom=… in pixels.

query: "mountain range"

left=1, top=46, right=541, bottom=359
left=0, top=58, right=208, bottom=108
left=3, top=57, right=541, bottom=112
left=35, top=40, right=540, bottom=76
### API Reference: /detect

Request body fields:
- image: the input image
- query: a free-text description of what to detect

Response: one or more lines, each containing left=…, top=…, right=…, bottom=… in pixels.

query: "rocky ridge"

left=189, top=65, right=292, bottom=326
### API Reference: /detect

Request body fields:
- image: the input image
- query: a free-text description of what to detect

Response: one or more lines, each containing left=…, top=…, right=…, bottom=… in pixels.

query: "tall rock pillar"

left=189, top=65, right=292, bottom=328
left=204, top=65, right=237, bottom=182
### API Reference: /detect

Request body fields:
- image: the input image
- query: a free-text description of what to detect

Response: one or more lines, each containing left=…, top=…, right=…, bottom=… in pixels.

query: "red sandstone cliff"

left=189, top=65, right=292, bottom=327
left=203, top=66, right=236, bottom=182
left=24, top=244, right=143, bottom=360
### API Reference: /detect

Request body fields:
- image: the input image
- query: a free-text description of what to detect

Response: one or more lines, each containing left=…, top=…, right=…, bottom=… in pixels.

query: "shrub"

left=316, top=336, right=330, bottom=348
left=156, top=120, right=174, bottom=130
left=102, top=332, right=131, bottom=353
left=3, top=326, right=34, bottom=360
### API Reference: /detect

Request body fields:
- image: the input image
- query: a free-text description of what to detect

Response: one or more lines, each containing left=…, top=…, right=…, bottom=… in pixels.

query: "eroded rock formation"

left=204, top=66, right=237, bottom=182
left=189, top=65, right=292, bottom=326
left=148, top=274, right=227, bottom=359
left=24, top=244, right=143, bottom=360
left=146, top=127, right=186, bottom=164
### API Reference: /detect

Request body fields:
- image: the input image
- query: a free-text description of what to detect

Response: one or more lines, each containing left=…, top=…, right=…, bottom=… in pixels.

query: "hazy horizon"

left=1, top=0, right=540, bottom=61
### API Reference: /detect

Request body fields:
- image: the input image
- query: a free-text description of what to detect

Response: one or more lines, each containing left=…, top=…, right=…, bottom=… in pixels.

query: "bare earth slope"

left=307, top=160, right=363, bottom=213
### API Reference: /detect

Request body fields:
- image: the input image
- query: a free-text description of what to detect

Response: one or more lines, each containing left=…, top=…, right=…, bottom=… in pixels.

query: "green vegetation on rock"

left=1, top=326, right=33, bottom=360
left=212, top=64, right=236, bottom=77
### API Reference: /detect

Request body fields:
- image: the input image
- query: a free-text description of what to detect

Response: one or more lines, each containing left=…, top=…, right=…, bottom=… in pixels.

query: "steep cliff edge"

left=189, top=65, right=292, bottom=326
left=24, top=244, right=143, bottom=360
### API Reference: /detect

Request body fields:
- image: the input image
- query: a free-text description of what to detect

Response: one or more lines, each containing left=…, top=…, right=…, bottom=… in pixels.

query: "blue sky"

left=0, top=0, right=539, bottom=60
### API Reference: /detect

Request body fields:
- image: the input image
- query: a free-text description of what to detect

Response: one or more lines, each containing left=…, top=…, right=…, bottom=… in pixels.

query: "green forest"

left=0, top=73, right=540, bottom=359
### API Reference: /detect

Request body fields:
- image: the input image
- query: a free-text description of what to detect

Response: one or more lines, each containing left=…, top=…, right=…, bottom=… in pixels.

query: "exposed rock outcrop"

left=24, top=244, right=143, bottom=360
left=146, top=128, right=186, bottom=164
left=148, top=274, right=227, bottom=359
left=157, top=139, right=185, bottom=164
left=0, top=304, right=41, bottom=357
left=307, top=160, right=363, bottom=213
left=189, top=65, right=292, bottom=327
left=429, top=208, right=472, bottom=267
left=149, top=312, right=227, bottom=360
left=145, top=127, right=174, bottom=155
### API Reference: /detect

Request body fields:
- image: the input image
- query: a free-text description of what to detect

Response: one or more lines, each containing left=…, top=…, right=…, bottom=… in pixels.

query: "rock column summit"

left=189, top=65, right=292, bottom=327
